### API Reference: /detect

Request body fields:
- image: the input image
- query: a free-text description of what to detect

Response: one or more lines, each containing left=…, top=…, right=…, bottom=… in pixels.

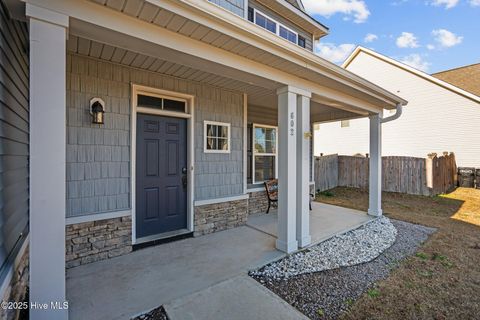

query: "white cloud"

left=430, top=0, right=459, bottom=9
left=470, top=0, right=480, bottom=6
left=432, top=29, right=463, bottom=48
left=427, top=44, right=435, bottom=50
left=396, top=32, right=419, bottom=48
left=315, top=42, right=356, bottom=64
left=364, top=33, right=378, bottom=43
left=400, top=54, right=431, bottom=72
left=303, top=0, right=370, bottom=23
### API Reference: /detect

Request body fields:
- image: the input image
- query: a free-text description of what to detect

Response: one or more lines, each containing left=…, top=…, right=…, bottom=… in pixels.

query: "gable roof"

left=432, top=63, right=480, bottom=97
left=285, top=0, right=305, bottom=11
left=342, top=46, right=480, bottom=104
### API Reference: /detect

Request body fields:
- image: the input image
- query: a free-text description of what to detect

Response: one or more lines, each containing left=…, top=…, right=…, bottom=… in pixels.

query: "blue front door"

left=136, top=114, right=188, bottom=238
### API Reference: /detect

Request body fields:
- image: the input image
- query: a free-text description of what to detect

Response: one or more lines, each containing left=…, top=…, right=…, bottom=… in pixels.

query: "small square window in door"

left=145, top=120, right=159, bottom=133
left=166, top=123, right=179, bottom=134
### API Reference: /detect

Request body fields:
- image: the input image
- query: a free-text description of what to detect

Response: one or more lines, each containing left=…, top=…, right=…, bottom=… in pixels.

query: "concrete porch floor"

left=247, top=202, right=373, bottom=245
left=66, top=203, right=372, bottom=320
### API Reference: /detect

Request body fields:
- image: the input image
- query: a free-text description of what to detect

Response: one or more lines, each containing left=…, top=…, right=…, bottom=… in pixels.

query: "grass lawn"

left=316, top=187, right=480, bottom=320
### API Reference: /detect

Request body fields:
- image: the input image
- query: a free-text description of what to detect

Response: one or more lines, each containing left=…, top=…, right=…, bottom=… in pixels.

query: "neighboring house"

left=0, top=1, right=405, bottom=319
left=315, top=46, right=480, bottom=168
left=432, top=63, right=480, bottom=97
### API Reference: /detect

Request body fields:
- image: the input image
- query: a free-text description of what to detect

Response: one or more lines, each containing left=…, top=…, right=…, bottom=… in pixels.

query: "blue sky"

left=303, top=0, right=480, bottom=73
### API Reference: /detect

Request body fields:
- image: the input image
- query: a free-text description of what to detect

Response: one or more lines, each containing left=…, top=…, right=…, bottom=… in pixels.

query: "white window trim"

left=252, top=123, right=278, bottom=184
left=204, top=120, right=231, bottom=154
left=136, top=89, right=188, bottom=114
left=252, top=8, right=299, bottom=45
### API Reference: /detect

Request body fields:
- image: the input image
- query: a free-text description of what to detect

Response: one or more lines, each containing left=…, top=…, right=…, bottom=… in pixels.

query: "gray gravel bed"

left=250, top=217, right=397, bottom=280
left=250, top=219, right=436, bottom=320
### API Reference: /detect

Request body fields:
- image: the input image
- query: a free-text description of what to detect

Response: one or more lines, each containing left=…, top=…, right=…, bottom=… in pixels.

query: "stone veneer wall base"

left=194, top=199, right=248, bottom=236
left=1, top=246, right=29, bottom=320
left=247, top=190, right=271, bottom=215
left=65, top=193, right=274, bottom=267
left=66, top=216, right=132, bottom=268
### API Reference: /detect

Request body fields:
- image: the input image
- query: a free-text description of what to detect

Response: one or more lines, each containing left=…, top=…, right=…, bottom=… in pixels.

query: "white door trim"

left=131, top=84, right=195, bottom=244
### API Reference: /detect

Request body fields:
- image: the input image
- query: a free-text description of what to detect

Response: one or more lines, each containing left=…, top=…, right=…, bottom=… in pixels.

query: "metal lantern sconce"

left=90, top=98, right=105, bottom=125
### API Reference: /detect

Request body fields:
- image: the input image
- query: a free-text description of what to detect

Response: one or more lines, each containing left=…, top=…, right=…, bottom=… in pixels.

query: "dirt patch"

left=316, top=187, right=480, bottom=320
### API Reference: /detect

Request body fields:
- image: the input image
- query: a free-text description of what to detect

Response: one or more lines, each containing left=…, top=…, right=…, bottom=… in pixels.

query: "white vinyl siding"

left=315, top=51, right=480, bottom=167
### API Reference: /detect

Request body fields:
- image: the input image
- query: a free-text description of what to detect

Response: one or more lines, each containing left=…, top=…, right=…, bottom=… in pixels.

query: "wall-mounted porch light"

left=90, top=98, right=105, bottom=124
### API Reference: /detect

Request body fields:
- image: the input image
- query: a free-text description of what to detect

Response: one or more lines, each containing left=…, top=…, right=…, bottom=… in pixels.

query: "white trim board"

left=130, top=84, right=196, bottom=245
left=65, top=210, right=131, bottom=225
left=194, top=194, right=249, bottom=206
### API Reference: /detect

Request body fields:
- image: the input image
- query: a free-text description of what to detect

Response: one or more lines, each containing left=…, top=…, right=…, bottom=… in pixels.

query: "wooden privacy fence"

left=313, top=154, right=338, bottom=192
left=314, top=152, right=457, bottom=196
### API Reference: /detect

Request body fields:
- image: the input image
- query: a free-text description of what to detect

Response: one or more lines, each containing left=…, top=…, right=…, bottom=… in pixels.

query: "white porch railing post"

left=27, top=4, right=68, bottom=319
left=368, top=114, right=383, bottom=216
left=276, top=87, right=298, bottom=253
left=296, top=93, right=312, bottom=248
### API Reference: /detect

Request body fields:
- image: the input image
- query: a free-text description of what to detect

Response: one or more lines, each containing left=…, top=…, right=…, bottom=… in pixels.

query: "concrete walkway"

left=66, top=226, right=284, bottom=320
left=66, top=203, right=372, bottom=320
left=165, top=275, right=309, bottom=320
left=247, top=202, right=373, bottom=245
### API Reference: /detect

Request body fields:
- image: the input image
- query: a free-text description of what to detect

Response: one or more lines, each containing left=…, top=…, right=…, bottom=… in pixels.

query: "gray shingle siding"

left=209, top=0, right=245, bottom=16
left=248, top=0, right=313, bottom=51
left=66, top=54, right=245, bottom=217
left=66, top=55, right=130, bottom=217
left=0, top=3, right=29, bottom=271
left=195, top=94, right=244, bottom=200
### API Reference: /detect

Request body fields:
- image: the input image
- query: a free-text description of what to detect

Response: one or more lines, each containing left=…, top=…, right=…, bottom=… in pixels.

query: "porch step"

left=164, top=275, right=308, bottom=320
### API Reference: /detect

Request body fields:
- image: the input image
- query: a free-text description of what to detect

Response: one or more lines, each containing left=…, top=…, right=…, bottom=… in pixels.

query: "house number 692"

left=289, top=112, right=295, bottom=136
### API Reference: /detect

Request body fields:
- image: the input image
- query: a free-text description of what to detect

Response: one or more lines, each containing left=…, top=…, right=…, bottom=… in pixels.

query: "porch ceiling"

left=68, top=34, right=362, bottom=123
left=67, top=34, right=276, bottom=107
left=66, top=0, right=406, bottom=109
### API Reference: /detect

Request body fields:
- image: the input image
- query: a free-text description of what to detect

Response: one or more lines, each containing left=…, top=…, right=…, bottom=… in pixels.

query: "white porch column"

left=276, top=86, right=298, bottom=253
left=296, top=93, right=312, bottom=248
left=368, top=114, right=383, bottom=216
left=27, top=4, right=68, bottom=320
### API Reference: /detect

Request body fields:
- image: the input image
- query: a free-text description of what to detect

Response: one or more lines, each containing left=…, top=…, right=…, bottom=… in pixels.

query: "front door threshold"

left=133, top=229, right=193, bottom=251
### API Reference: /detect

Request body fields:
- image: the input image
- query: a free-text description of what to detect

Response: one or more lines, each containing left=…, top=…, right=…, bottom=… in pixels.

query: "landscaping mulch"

left=131, top=306, right=168, bottom=320
left=251, top=219, right=435, bottom=320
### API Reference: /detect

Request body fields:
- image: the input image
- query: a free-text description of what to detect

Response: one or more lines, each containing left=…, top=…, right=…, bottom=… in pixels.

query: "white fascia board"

left=344, top=46, right=480, bottom=104
left=165, top=0, right=404, bottom=106
left=26, top=3, right=68, bottom=28
left=29, top=0, right=402, bottom=111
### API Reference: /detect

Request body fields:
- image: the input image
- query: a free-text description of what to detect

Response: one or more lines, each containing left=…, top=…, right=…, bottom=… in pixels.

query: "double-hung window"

left=252, top=124, right=278, bottom=183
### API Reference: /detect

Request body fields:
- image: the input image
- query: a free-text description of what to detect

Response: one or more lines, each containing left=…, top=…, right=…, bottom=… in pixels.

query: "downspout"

left=380, top=103, right=403, bottom=123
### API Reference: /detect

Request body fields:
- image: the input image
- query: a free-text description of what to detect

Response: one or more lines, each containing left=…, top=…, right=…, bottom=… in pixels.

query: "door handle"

left=182, top=176, right=187, bottom=189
